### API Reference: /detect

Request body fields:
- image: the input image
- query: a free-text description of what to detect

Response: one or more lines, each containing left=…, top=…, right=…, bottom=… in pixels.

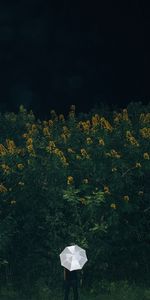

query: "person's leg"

left=72, top=280, right=78, bottom=300
left=64, top=281, right=70, bottom=300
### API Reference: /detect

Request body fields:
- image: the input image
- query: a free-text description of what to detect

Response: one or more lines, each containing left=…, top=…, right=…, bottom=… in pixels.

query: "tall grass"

left=0, top=280, right=150, bottom=300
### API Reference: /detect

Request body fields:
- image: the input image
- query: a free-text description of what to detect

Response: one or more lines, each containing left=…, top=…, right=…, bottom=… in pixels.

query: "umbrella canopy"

left=59, top=244, right=88, bottom=271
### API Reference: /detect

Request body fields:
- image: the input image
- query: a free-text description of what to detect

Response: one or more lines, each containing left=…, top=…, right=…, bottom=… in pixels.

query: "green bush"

left=0, top=102, right=150, bottom=290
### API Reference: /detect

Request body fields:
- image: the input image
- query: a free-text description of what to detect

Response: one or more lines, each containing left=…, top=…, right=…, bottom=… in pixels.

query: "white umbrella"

left=59, top=244, right=88, bottom=271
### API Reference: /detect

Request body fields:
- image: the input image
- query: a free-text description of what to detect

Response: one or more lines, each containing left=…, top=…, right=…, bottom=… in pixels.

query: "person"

left=63, top=267, right=79, bottom=300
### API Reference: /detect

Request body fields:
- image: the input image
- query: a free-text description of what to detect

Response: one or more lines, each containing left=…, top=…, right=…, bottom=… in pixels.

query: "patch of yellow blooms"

left=80, top=148, right=90, bottom=159
left=43, top=127, right=50, bottom=136
left=104, top=186, right=111, bottom=194
left=105, top=149, right=121, bottom=158
left=1, top=164, right=10, bottom=174
left=86, top=137, right=93, bottom=144
left=126, top=131, right=139, bottom=146
left=6, top=139, right=16, bottom=154
left=140, top=113, right=150, bottom=123
left=17, top=164, right=24, bottom=170
left=123, top=195, right=129, bottom=202
left=67, top=176, right=74, bottom=185
left=46, top=141, right=68, bottom=166
left=113, top=109, right=131, bottom=123
left=26, top=137, right=35, bottom=156
left=140, top=127, right=150, bottom=139
left=78, top=120, right=91, bottom=133
left=110, top=149, right=121, bottom=158
left=143, top=152, right=150, bottom=160
left=59, top=114, right=65, bottom=122
left=99, top=138, right=105, bottom=145
left=61, top=126, right=71, bottom=142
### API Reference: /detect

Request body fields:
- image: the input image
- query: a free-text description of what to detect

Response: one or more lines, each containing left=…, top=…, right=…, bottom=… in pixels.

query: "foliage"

left=0, top=102, right=150, bottom=289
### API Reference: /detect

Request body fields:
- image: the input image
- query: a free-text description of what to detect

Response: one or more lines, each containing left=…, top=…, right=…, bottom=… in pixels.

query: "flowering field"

left=0, top=102, right=150, bottom=290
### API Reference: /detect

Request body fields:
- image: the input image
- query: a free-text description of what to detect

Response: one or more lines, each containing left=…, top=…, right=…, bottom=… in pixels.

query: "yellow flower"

left=92, top=114, right=100, bottom=126
left=122, top=109, right=129, bottom=121
left=113, top=112, right=122, bottom=123
left=99, top=139, right=105, bottom=146
left=53, top=148, right=69, bottom=166
left=17, top=164, right=24, bottom=170
left=126, top=131, right=139, bottom=146
left=110, top=149, right=121, bottom=158
left=143, top=153, right=150, bottom=160
left=1, top=164, right=10, bottom=174
left=140, top=127, right=150, bottom=139
left=140, top=113, right=150, bottom=123
left=27, top=144, right=33, bottom=152
left=22, top=133, right=28, bottom=139
left=54, top=148, right=61, bottom=156
left=6, top=139, right=16, bottom=154
left=46, top=141, right=56, bottom=152
left=59, top=114, right=65, bottom=121
left=48, top=120, right=53, bottom=126
left=110, top=203, right=116, bottom=209
left=86, top=137, right=93, bottom=145
left=83, top=179, right=88, bottom=184
left=26, top=138, right=33, bottom=145
left=43, top=127, right=50, bottom=136
left=135, top=163, right=141, bottom=168
left=0, top=184, right=7, bottom=193
left=104, top=186, right=111, bottom=194
left=123, top=195, right=129, bottom=202
left=27, top=144, right=35, bottom=156
left=61, top=126, right=70, bottom=141
left=114, top=116, right=120, bottom=123
left=67, top=176, right=74, bottom=185
left=78, top=120, right=91, bottom=133
left=31, top=124, right=36, bottom=131
left=63, top=126, right=69, bottom=134
left=80, top=148, right=90, bottom=159
left=100, top=117, right=113, bottom=131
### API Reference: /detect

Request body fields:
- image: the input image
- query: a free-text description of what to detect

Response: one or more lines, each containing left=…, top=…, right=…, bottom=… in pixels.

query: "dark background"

left=0, top=0, right=150, bottom=118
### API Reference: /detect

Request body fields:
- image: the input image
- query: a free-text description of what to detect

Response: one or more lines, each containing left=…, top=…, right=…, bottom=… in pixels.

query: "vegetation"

left=0, top=102, right=150, bottom=297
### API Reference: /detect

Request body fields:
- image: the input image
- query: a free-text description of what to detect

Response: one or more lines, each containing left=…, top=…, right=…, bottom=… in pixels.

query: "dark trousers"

left=64, top=280, right=78, bottom=300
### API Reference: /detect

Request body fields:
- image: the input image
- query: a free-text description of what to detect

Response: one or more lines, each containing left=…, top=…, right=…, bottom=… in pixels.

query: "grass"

left=0, top=280, right=150, bottom=300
